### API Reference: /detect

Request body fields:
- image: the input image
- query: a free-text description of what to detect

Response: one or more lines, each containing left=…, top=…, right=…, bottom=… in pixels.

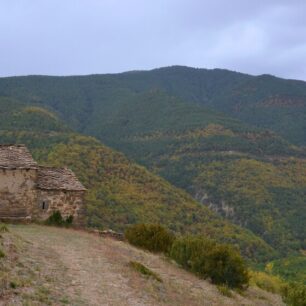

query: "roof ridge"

left=0, top=144, right=27, bottom=147
left=38, top=165, right=69, bottom=170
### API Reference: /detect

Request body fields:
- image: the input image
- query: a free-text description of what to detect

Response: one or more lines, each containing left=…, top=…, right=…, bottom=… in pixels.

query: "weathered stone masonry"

left=0, top=168, right=37, bottom=220
left=0, top=145, right=86, bottom=225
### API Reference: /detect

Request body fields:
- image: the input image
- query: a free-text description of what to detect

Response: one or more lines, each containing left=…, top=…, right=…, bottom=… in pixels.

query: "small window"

left=40, top=201, right=49, bottom=210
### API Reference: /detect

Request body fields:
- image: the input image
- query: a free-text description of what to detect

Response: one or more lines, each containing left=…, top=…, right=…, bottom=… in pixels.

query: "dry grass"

left=128, top=261, right=163, bottom=282
left=0, top=225, right=285, bottom=306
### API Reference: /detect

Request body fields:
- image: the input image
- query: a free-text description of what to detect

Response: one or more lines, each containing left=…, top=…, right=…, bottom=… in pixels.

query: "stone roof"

left=0, top=144, right=38, bottom=169
left=37, top=167, right=86, bottom=191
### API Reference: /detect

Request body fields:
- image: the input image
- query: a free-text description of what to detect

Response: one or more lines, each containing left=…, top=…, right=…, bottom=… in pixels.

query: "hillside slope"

left=0, top=97, right=274, bottom=261
left=0, top=68, right=305, bottom=270
left=0, top=224, right=285, bottom=306
left=42, top=88, right=304, bottom=255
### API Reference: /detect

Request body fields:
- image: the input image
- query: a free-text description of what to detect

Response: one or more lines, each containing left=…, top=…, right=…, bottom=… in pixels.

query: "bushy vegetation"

left=169, top=236, right=216, bottom=269
left=267, top=256, right=306, bottom=284
left=0, top=249, right=5, bottom=258
left=281, top=282, right=306, bottom=306
left=0, top=223, right=8, bottom=233
left=128, top=261, right=162, bottom=282
left=125, top=224, right=174, bottom=253
left=203, top=244, right=249, bottom=288
left=249, top=269, right=306, bottom=305
left=125, top=226, right=249, bottom=289
left=249, top=271, right=284, bottom=294
left=45, top=211, right=73, bottom=227
left=216, top=284, right=233, bottom=297
left=194, top=158, right=306, bottom=254
left=170, top=236, right=249, bottom=288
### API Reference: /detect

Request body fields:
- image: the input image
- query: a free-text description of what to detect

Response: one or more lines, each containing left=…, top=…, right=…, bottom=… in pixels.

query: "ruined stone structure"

left=0, top=145, right=86, bottom=225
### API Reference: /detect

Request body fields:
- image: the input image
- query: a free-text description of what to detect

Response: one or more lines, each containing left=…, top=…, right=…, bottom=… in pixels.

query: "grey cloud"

left=0, top=0, right=306, bottom=80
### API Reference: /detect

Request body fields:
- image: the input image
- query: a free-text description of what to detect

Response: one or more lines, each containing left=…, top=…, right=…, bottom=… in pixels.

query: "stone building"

left=0, top=144, right=86, bottom=225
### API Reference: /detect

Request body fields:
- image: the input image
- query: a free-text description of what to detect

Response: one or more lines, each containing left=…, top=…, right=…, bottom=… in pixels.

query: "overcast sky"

left=1, top=0, right=306, bottom=80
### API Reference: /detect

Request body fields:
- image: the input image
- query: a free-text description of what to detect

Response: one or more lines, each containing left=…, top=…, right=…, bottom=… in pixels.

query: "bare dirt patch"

left=1, top=225, right=284, bottom=306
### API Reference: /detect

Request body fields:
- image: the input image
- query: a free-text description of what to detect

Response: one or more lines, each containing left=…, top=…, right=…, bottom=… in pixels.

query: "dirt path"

left=9, top=225, right=284, bottom=306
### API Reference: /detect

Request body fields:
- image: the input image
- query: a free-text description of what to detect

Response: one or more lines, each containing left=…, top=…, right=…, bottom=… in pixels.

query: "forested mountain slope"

left=0, top=69, right=305, bottom=257
left=0, top=67, right=305, bottom=278
left=0, top=96, right=273, bottom=262
left=0, top=66, right=305, bottom=144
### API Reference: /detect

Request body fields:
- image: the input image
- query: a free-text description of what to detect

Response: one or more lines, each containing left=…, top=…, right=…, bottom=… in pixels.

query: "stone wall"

left=35, top=189, right=85, bottom=226
left=0, top=168, right=85, bottom=225
left=0, top=169, right=37, bottom=220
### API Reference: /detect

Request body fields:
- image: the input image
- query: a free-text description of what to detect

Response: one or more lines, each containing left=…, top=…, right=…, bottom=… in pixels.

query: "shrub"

left=204, top=244, right=249, bottom=288
left=170, top=236, right=249, bottom=289
left=129, top=261, right=162, bottom=282
left=125, top=224, right=174, bottom=253
left=45, top=211, right=73, bottom=227
left=9, top=281, right=17, bottom=289
left=281, top=282, right=306, bottom=306
left=0, top=223, right=8, bottom=233
left=65, top=215, right=74, bottom=225
left=249, top=271, right=284, bottom=294
left=0, top=249, right=5, bottom=258
left=170, top=236, right=216, bottom=270
left=46, top=211, right=63, bottom=226
left=217, top=284, right=233, bottom=297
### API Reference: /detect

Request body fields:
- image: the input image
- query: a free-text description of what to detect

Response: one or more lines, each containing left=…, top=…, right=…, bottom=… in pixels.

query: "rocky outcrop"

left=194, top=189, right=235, bottom=219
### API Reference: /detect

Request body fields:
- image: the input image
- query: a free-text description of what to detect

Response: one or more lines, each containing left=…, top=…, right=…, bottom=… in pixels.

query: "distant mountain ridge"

left=0, top=65, right=305, bottom=144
